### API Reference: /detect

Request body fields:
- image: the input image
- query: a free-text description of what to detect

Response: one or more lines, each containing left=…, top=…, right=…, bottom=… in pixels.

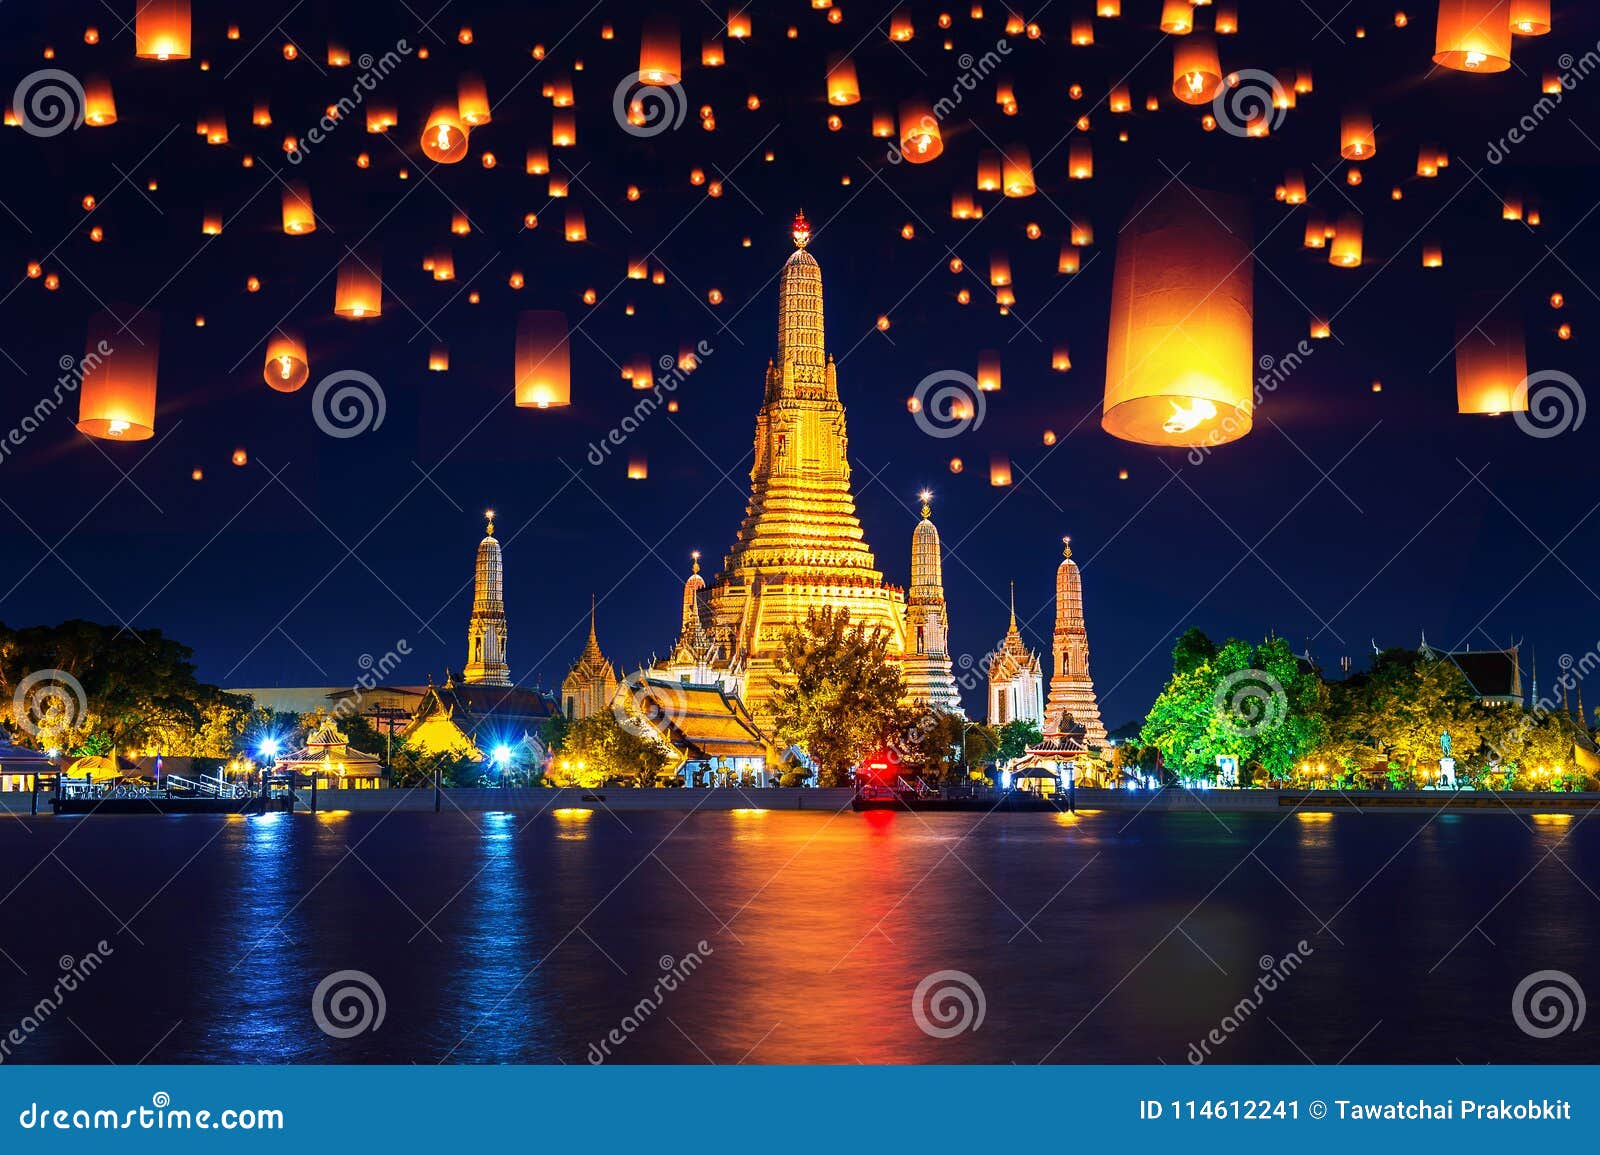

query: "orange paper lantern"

left=263, top=330, right=309, bottom=392
left=515, top=310, right=572, bottom=408
left=1456, top=302, right=1527, bottom=414
left=334, top=253, right=382, bottom=318
left=1433, top=0, right=1513, bottom=72
left=77, top=311, right=159, bottom=440
left=135, top=0, right=190, bottom=60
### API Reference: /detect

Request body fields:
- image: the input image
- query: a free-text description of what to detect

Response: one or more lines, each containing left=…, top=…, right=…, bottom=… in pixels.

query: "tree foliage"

left=769, top=607, right=905, bottom=787
left=995, top=718, right=1042, bottom=763
left=546, top=712, right=667, bottom=788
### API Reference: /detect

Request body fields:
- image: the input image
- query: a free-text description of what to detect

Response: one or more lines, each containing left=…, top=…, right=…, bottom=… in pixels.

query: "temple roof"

left=416, top=680, right=560, bottom=730
left=624, top=678, right=772, bottom=761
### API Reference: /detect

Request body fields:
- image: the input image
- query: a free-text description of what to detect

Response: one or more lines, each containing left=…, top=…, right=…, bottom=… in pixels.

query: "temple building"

left=613, top=673, right=779, bottom=786
left=271, top=718, right=385, bottom=788
left=463, top=510, right=510, bottom=686
left=1042, top=537, right=1108, bottom=748
left=1418, top=633, right=1524, bottom=708
left=403, top=670, right=560, bottom=767
left=652, top=211, right=909, bottom=719
left=986, top=585, right=1045, bottom=726
left=561, top=599, right=619, bottom=719
left=901, top=493, right=963, bottom=716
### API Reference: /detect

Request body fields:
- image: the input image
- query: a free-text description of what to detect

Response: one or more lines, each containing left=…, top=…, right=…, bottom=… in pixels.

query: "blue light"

left=259, top=738, right=279, bottom=759
left=492, top=745, right=512, bottom=765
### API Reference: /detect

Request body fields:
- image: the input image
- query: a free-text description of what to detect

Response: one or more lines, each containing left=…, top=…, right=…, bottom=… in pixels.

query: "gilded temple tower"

left=1043, top=536, right=1107, bottom=748
left=902, top=493, right=963, bottom=715
left=682, top=211, right=909, bottom=719
left=463, top=510, right=511, bottom=686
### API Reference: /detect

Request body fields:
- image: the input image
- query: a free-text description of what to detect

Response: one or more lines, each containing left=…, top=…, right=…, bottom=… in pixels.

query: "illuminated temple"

left=653, top=212, right=931, bottom=720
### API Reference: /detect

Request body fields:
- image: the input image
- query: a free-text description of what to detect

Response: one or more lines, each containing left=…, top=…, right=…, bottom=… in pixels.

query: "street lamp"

left=493, top=744, right=512, bottom=788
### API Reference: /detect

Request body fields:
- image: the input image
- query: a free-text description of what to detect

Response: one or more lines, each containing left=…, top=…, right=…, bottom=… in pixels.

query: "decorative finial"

left=691, top=549, right=701, bottom=575
left=918, top=489, right=932, bottom=518
left=791, top=208, right=811, bottom=249
left=485, top=508, right=495, bottom=535
left=1009, top=580, right=1017, bottom=628
left=1062, top=535, right=1072, bottom=560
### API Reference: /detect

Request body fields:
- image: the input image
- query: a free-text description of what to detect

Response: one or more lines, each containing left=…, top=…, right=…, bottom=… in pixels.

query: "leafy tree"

left=1322, top=649, right=1484, bottom=780
left=547, top=712, right=667, bottom=788
left=388, top=745, right=478, bottom=788
left=1140, top=631, right=1326, bottom=783
left=962, top=723, right=1001, bottom=773
left=886, top=708, right=967, bottom=784
left=996, top=718, right=1042, bottom=763
left=769, top=607, right=905, bottom=788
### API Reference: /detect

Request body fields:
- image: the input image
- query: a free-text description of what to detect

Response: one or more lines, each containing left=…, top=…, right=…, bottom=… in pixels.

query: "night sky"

left=3, top=1, right=1598, bottom=727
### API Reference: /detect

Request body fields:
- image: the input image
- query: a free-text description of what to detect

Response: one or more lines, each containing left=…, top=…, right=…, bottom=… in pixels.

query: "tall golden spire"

left=464, top=510, right=511, bottom=686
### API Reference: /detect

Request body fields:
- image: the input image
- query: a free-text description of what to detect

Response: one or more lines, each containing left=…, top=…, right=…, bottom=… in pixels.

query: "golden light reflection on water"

left=1532, top=812, right=1575, bottom=825
left=551, top=807, right=592, bottom=839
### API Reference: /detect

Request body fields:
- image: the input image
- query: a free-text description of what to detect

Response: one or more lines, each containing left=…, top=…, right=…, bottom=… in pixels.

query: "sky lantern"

left=1102, top=184, right=1253, bottom=448
left=515, top=310, right=572, bottom=408
left=1433, top=1, right=1513, bottom=72
left=827, top=55, right=860, bottom=105
left=328, top=42, right=350, bottom=67
left=334, top=253, right=382, bottom=318
left=1456, top=302, right=1527, bottom=414
left=1070, top=219, right=1093, bottom=246
left=1502, top=194, right=1523, bottom=221
left=976, top=150, right=1002, bottom=191
left=951, top=191, right=979, bottom=219
left=1058, top=243, right=1080, bottom=274
left=281, top=183, right=316, bottom=234
left=989, top=455, right=1013, bottom=487
left=565, top=208, right=587, bottom=242
left=871, top=107, right=895, bottom=138
left=1303, top=212, right=1327, bottom=248
left=432, top=249, right=455, bottom=281
left=457, top=73, right=492, bottom=125
left=1172, top=35, right=1222, bottom=103
left=429, top=344, right=449, bottom=372
left=135, top=0, right=190, bottom=60
left=1068, top=139, right=1093, bottom=179
left=703, top=39, right=725, bottom=67
left=552, top=110, right=577, bottom=147
left=1422, top=242, right=1444, bottom=267
left=978, top=350, right=1002, bottom=392
left=1340, top=109, right=1376, bottom=159
left=989, top=252, right=1012, bottom=286
left=422, top=102, right=469, bottom=162
left=1510, top=1, right=1550, bottom=34
left=1098, top=0, right=1121, bottom=13
left=898, top=100, right=943, bottom=162
left=367, top=103, right=398, bottom=133
left=1283, top=170, right=1307, bottom=203
left=1002, top=146, right=1035, bottom=195
left=1329, top=214, right=1363, bottom=266
left=640, top=16, right=682, bottom=85
left=1215, top=1, right=1238, bottom=33
left=83, top=76, right=116, bottom=125
left=1159, top=0, right=1194, bottom=33
left=628, top=456, right=648, bottom=480
left=263, top=330, right=309, bottom=392
left=526, top=148, right=549, bottom=175
left=890, top=8, right=914, bottom=40
left=1110, top=84, right=1132, bottom=112
left=77, top=312, right=159, bottom=441
left=728, top=7, right=752, bottom=38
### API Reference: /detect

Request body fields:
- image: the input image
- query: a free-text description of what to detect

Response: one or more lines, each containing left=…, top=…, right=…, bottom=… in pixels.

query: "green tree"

left=547, top=712, right=667, bottom=788
left=769, top=607, right=905, bottom=787
left=996, top=718, right=1043, bottom=763
left=886, top=708, right=967, bottom=784
left=1322, top=649, right=1484, bottom=781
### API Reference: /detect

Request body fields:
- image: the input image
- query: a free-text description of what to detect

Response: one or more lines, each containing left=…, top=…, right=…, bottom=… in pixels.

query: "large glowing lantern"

left=457, top=73, right=491, bottom=125
left=1068, top=139, right=1093, bottom=179
left=77, top=311, right=159, bottom=440
left=1340, top=108, right=1376, bottom=159
left=422, top=102, right=469, bottom=162
left=978, top=350, right=1002, bottom=392
left=1509, top=0, right=1550, bottom=35
left=334, top=253, right=382, bottom=318
left=1101, top=185, right=1253, bottom=448
left=281, top=183, right=316, bottom=234
left=1172, top=35, right=1222, bottom=103
left=263, top=330, right=309, bottom=392
left=898, top=100, right=943, bottom=162
left=1002, top=146, right=1035, bottom=196
left=1328, top=214, right=1363, bottom=267
left=84, top=76, right=116, bottom=125
left=1456, top=303, right=1527, bottom=414
left=827, top=54, right=860, bottom=105
left=564, top=208, right=587, bottom=242
left=135, top=0, right=190, bottom=60
left=1433, top=1, right=1513, bottom=72
left=728, top=7, right=752, bottom=38
left=640, top=16, right=681, bottom=85
left=989, top=455, right=1013, bottom=486
left=628, top=455, right=649, bottom=480
left=515, top=310, right=571, bottom=408
left=1159, top=0, right=1194, bottom=33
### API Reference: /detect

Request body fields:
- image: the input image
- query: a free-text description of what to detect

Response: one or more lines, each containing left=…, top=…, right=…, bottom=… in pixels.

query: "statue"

left=1440, top=731, right=1452, bottom=758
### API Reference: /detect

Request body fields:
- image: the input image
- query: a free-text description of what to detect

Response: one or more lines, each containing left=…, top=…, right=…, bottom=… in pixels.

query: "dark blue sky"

left=2, top=2, right=1598, bottom=726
